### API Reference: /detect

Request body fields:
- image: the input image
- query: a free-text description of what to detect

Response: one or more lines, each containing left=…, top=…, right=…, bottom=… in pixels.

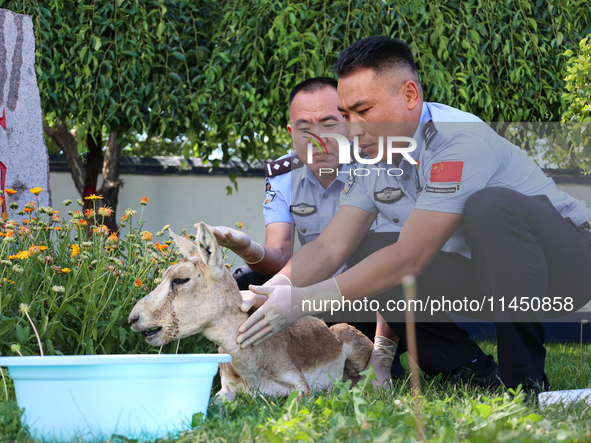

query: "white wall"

left=49, top=172, right=268, bottom=267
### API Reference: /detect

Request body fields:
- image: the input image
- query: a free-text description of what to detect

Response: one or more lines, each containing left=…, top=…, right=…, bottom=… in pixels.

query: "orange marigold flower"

left=51, top=213, right=60, bottom=222
left=84, top=209, right=95, bottom=218
left=140, top=196, right=150, bottom=206
left=54, top=227, right=62, bottom=231
left=23, top=208, right=33, bottom=214
left=107, top=232, right=118, bottom=243
left=4, top=189, right=16, bottom=196
left=28, top=245, right=48, bottom=254
left=154, top=242, right=169, bottom=251
left=134, top=278, right=142, bottom=287
left=7, top=230, right=14, bottom=238
left=235, top=222, right=244, bottom=229
left=61, top=268, right=71, bottom=274
left=121, top=214, right=129, bottom=222
left=98, top=206, right=113, bottom=217
left=71, top=244, right=80, bottom=258
left=84, top=194, right=103, bottom=200
left=29, top=187, right=42, bottom=196
left=93, top=224, right=109, bottom=235
left=2, top=213, right=7, bottom=220
left=171, top=262, right=177, bottom=265
left=141, top=231, right=153, bottom=241
left=79, top=219, right=87, bottom=226
left=23, top=219, right=28, bottom=225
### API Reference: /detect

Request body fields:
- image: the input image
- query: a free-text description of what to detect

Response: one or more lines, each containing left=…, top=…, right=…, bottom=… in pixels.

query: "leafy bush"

left=563, top=37, right=591, bottom=124
left=0, top=189, right=216, bottom=356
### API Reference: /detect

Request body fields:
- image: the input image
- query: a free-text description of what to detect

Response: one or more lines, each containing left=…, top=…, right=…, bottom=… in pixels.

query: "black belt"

left=579, top=221, right=591, bottom=230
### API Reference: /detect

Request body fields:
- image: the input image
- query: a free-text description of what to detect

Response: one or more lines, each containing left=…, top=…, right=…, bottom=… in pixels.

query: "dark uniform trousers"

left=351, top=187, right=591, bottom=388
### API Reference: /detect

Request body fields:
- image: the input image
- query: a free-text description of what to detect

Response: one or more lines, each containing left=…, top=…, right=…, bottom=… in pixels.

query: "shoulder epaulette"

left=265, top=155, right=304, bottom=178
left=423, top=120, right=438, bottom=150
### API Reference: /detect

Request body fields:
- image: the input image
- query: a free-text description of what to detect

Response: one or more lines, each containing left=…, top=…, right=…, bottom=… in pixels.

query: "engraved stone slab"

left=0, top=8, right=51, bottom=217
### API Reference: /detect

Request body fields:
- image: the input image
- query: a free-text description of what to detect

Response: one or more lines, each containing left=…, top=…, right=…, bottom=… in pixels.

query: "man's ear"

left=196, top=222, right=224, bottom=280
left=169, top=229, right=199, bottom=259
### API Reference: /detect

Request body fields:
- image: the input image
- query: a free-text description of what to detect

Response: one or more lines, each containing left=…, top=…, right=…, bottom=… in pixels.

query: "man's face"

left=337, top=67, right=420, bottom=161
left=288, top=87, right=345, bottom=173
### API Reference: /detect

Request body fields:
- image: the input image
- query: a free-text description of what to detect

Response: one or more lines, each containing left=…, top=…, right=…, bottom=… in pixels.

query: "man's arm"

left=236, top=209, right=461, bottom=347
left=205, top=222, right=293, bottom=277
left=336, top=209, right=461, bottom=300
left=273, top=205, right=376, bottom=287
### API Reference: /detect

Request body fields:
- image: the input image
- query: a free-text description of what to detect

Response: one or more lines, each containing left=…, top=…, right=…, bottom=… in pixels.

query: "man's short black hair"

left=288, top=77, right=338, bottom=108
left=331, top=36, right=419, bottom=81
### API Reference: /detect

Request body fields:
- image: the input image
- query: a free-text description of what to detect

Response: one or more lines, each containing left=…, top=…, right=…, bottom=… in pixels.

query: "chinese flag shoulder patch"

left=430, top=161, right=464, bottom=183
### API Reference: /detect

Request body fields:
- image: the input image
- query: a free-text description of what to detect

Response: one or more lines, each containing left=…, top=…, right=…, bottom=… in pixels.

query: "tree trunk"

left=44, top=120, right=123, bottom=233
left=97, top=132, right=123, bottom=232
left=43, top=118, right=85, bottom=196
left=83, top=132, right=103, bottom=212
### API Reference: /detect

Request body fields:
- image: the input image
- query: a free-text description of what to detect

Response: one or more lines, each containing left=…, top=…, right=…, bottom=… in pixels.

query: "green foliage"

left=563, top=37, right=591, bottom=123
left=3, top=0, right=591, bottom=164
left=0, top=402, right=27, bottom=442
left=0, top=190, right=216, bottom=357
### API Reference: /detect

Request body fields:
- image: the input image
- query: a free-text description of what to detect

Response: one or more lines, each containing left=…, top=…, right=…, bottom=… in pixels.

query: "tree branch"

left=43, top=118, right=85, bottom=196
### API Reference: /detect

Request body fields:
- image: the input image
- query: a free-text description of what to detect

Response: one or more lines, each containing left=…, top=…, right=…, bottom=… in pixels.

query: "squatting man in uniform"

left=235, top=36, right=591, bottom=396
left=204, top=77, right=402, bottom=386
left=215, top=78, right=498, bottom=387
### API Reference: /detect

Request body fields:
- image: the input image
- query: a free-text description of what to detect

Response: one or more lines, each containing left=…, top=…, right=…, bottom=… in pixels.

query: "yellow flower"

left=61, top=268, right=71, bottom=274
left=5, top=189, right=16, bottom=196
left=9, top=251, right=30, bottom=260
left=29, top=187, right=42, bottom=196
left=84, top=194, right=103, bottom=200
left=71, top=244, right=80, bottom=258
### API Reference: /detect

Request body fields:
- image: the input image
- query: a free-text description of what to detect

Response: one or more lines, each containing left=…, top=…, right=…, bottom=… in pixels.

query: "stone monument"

left=0, top=8, right=51, bottom=218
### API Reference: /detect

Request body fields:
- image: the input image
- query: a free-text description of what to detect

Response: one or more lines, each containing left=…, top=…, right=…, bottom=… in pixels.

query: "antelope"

left=129, top=223, right=373, bottom=401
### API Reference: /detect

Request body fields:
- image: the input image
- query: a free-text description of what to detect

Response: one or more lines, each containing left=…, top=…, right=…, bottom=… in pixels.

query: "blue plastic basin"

left=0, top=354, right=231, bottom=441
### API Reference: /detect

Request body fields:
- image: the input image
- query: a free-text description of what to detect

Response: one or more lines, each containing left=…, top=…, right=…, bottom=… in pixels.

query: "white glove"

left=239, top=274, right=291, bottom=313
left=364, top=335, right=397, bottom=389
left=236, top=278, right=342, bottom=348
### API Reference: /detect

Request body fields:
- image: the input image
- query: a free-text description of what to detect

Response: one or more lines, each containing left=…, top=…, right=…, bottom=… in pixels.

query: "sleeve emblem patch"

left=264, top=178, right=277, bottom=204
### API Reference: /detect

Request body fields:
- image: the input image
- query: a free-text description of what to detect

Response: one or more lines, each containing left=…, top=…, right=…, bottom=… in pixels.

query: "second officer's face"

left=288, top=87, right=345, bottom=173
left=337, top=67, right=421, bottom=162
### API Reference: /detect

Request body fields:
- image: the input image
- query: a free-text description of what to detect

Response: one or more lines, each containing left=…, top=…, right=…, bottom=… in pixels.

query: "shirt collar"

left=407, top=102, right=432, bottom=163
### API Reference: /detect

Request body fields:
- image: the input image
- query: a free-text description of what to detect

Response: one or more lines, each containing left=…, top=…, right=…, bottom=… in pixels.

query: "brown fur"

left=129, top=223, right=372, bottom=400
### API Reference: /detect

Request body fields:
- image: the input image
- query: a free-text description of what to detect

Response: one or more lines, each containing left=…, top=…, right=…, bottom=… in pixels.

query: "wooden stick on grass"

left=402, top=275, right=425, bottom=443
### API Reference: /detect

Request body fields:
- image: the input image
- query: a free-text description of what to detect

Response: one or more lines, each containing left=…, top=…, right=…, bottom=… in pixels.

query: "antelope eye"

left=172, top=278, right=190, bottom=286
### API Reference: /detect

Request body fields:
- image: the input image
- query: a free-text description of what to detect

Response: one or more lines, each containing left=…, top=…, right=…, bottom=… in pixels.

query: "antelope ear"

left=169, top=229, right=199, bottom=259
left=196, top=222, right=224, bottom=280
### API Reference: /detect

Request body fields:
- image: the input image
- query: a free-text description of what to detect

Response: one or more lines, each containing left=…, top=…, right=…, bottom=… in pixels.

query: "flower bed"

left=0, top=189, right=215, bottom=357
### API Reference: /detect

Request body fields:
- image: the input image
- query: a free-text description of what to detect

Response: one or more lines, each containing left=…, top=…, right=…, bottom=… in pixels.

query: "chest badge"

left=290, top=203, right=317, bottom=216
left=374, top=187, right=404, bottom=204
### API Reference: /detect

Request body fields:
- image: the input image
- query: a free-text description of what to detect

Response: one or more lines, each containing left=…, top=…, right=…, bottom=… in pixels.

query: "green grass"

left=1, top=341, right=590, bottom=442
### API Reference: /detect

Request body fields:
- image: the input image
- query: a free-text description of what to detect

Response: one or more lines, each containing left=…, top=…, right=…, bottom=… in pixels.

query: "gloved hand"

left=240, top=290, right=268, bottom=314
left=236, top=278, right=342, bottom=348
left=199, top=223, right=264, bottom=264
left=239, top=274, right=291, bottom=314
left=364, top=335, right=397, bottom=390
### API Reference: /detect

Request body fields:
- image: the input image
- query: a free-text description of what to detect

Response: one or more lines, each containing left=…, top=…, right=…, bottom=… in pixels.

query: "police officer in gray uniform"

left=236, top=37, right=591, bottom=395
left=209, top=77, right=403, bottom=386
